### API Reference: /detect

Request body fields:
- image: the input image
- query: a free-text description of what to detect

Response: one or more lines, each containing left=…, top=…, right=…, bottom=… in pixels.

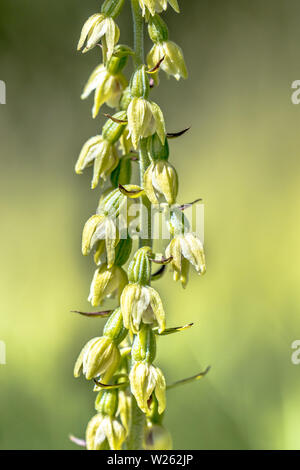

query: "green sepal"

left=107, top=54, right=127, bottom=75
left=147, top=133, right=169, bottom=161
left=102, top=111, right=127, bottom=144
left=114, top=237, right=133, bottom=266
left=95, top=388, right=118, bottom=416
left=148, top=15, right=169, bottom=44
left=101, top=0, right=125, bottom=18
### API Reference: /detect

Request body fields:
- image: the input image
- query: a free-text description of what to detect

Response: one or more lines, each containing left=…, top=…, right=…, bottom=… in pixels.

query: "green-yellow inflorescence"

left=73, top=0, right=207, bottom=451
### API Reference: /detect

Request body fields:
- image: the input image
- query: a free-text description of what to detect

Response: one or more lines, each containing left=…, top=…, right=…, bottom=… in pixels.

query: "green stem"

left=131, top=0, right=144, bottom=67
left=139, top=139, right=152, bottom=248
left=127, top=396, right=146, bottom=450
left=127, top=1, right=148, bottom=452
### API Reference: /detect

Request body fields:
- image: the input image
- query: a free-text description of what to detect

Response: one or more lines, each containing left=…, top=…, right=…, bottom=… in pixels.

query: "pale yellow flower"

left=166, top=232, right=206, bottom=287
left=127, top=97, right=165, bottom=149
left=129, top=362, right=166, bottom=414
left=77, top=13, right=120, bottom=58
left=121, top=283, right=165, bottom=334
left=147, top=41, right=187, bottom=81
left=75, top=135, right=119, bottom=188
left=86, top=413, right=126, bottom=450
left=88, top=264, right=128, bottom=307
left=81, top=64, right=127, bottom=118
left=74, top=336, right=120, bottom=380
left=139, top=0, right=179, bottom=17
left=143, top=160, right=178, bottom=205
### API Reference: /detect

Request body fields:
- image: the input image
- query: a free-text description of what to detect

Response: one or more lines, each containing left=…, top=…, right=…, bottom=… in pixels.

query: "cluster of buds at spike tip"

left=147, top=14, right=187, bottom=83
left=73, top=0, right=208, bottom=451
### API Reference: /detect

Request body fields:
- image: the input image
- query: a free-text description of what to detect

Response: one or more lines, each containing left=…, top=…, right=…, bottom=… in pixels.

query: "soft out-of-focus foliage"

left=1, top=0, right=300, bottom=449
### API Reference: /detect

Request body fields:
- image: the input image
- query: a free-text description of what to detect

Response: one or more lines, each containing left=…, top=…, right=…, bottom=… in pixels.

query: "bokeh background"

left=1, top=0, right=300, bottom=450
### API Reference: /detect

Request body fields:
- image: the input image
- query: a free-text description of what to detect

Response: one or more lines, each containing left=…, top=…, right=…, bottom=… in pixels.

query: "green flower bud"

left=121, top=283, right=166, bottom=334
left=101, top=0, right=125, bottom=18
left=129, top=362, right=166, bottom=414
left=95, top=389, right=118, bottom=416
left=102, top=111, right=127, bottom=144
left=111, top=155, right=132, bottom=187
left=74, top=336, right=120, bottom=381
left=130, top=65, right=150, bottom=99
left=131, top=325, right=156, bottom=363
left=88, top=264, right=128, bottom=307
left=128, top=246, right=152, bottom=285
left=148, top=15, right=169, bottom=43
left=147, top=133, right=169, bottom=161
left=103, top=307, right=128, bottom=344
left=144, top=160, right=178, bottom=205
left=144, top=423, right=173, bottom=450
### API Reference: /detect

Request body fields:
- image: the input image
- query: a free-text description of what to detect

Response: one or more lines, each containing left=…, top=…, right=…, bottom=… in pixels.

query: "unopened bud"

left=130, top=65, right=150, bottom=99
left=102, top=111, right=127, bottom=144
left=129, top=362, right=166, bottom=414
left=128, top=246, right=152, bottom=285
left=147, top=133, right=169, bottom=161
left=144, top=160, right=178, bottom=205
left=103, top=307, right=127, bottom=344
left=95, top=389, right=118, bottom=416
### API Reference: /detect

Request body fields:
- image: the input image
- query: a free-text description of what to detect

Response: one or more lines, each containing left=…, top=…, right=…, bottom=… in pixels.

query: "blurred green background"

left=1, top=0, right=300, bottom=450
